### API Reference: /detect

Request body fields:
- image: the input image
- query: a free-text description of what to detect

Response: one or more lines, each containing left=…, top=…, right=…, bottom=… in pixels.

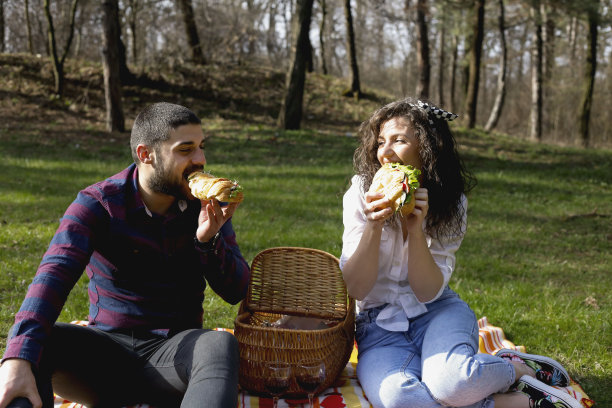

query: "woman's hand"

left=402, top=187, right=444, bottom=302
left=403, top=188, right=428, bottom=235
left=364, top=191, right=394, bottom=225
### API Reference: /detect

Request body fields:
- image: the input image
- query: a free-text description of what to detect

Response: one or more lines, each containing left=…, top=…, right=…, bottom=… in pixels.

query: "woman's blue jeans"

left=355, top=289, right=515, bottom=408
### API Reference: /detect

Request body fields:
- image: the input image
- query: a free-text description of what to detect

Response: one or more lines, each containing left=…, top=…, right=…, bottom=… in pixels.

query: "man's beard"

left=147, top=155, right=192, bottom=200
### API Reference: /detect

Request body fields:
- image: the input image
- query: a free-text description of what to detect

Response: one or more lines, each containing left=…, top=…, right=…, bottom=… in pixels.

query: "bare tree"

left=515, top=21, right=529, bottom=85
left=541, top=1, right=555, bottom=82
left=318, top=0, right=328, bottom=74
left=343, top=0, right=361, bottom=99
left=266, top=0, right=279, bottom=63
left=245, top=0, right=257, bottom=57
left=177, top=0, right=205, bottom=64
left=567, top=15, right=578, bottom=60
left=485, top=0, right=507, bottom=131
left=579, top=0, right=599, bottom=148
left=125, top=0, right=142, bottom=65
left=463, top=0, right=485, bottom=128
left=414, top=0, right=430, bottom=99
left=102, top=0, right=125, bottom=132
left=43, top=0, right=79, bottom=97
left=0, top=0, right=4, bottom=53
left=25, top=0, right=34, bottom=54
left=530, top=1, right=543, bottom=141
left=278, top=0, right=315, bottom=130
left=436, top=7, right=446, bottom=106
left=449, top=33, right=459, bottom=112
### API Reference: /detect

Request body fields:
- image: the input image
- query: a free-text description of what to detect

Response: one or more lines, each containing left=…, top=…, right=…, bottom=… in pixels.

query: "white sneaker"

left=515, top=376, right=582, bottom=408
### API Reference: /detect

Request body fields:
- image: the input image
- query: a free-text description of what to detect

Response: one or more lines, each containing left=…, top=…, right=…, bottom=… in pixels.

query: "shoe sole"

left=495, top=348, right=570, bottom=386
left=518, top=376, right=583, bottom=408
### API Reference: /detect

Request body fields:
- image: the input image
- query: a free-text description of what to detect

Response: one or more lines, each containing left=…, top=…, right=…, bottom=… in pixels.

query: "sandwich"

left=369, top=163, right=420, bottom=216
left=188, top=171, right=244, bottom=203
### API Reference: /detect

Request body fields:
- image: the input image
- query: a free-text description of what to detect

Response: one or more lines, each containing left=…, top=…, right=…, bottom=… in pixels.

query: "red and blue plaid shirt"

left=3, top=164, right=250, bottom=366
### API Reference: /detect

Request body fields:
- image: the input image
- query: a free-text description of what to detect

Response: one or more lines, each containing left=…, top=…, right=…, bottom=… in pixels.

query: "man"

left=0, top=102, right=250, bottom=408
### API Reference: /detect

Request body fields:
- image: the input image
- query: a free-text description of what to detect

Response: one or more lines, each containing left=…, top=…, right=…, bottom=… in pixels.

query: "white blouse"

left=339, top=175, right=467, bottom=332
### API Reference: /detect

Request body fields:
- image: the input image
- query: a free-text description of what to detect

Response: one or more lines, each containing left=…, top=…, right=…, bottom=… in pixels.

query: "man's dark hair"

left=130, top=102, right=202, bottom=163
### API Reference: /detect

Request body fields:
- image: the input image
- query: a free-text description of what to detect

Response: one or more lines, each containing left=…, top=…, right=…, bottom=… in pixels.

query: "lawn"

left=0, top=118, right=610, bottom=405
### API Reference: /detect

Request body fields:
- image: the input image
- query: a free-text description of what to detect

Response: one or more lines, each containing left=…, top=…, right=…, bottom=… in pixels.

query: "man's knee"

left=194, top=330, right=238, bottom=358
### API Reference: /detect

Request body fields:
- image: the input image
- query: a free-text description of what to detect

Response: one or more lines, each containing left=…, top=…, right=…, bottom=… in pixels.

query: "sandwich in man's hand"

left=188, top=171, right=244, bottom=203
left=369, top=163, right=420, bottom=216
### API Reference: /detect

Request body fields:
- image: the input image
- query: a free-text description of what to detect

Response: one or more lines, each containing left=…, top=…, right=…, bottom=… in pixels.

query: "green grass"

left=1, top=120, right=610, bottom=405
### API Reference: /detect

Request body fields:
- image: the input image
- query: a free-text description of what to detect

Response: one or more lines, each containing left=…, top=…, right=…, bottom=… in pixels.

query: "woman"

left=340, top=98, right=581, bottom=408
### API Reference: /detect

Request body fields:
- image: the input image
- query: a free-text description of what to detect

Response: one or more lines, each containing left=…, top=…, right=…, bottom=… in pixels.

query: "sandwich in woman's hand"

left=369, top=163, right=421, bottom=216
left=188, top=171, right=244, bottom=203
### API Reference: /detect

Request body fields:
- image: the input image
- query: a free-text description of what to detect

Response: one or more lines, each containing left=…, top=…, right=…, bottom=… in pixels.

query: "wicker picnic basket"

left=234, top=247, right=355, bottom=398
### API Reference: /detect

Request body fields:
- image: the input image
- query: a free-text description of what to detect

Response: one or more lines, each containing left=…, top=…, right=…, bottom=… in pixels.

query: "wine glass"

left=264, top=361, right=292, bottom=408
left=296, top=359, right=326, bottom=408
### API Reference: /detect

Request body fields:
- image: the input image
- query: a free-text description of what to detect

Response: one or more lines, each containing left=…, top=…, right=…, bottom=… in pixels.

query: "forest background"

left=0, top=0, right=611, bottom=407
left=1, top=0, right=611, bottom=147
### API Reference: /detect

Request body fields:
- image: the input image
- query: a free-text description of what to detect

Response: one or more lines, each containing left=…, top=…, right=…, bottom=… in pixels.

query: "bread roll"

left=188, top=171, right=244, bottom=203
left=368, top=163, right=420, bottom=216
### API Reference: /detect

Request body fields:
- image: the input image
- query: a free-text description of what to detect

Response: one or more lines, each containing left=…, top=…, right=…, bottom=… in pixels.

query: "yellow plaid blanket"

left=54, top=317, right=594, bottom=408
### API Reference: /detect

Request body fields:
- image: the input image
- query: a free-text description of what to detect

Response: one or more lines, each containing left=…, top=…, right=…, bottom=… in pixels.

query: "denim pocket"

left=355, top=312, right=369, bottom=342
left=355, top=307, right=385, bottom=345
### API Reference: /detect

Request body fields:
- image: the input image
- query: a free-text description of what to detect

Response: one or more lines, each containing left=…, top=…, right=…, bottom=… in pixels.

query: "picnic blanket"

left=53, top=317, right=594, bottom=408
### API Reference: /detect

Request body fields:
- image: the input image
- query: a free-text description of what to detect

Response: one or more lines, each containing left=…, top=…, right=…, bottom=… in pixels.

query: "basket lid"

left=245, top=247, right=348, bottom=320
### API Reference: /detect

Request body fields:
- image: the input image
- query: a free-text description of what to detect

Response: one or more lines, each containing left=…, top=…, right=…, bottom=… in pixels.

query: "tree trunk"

left=73, top=13, right=83, bottom=58
left=43, top=0, right=64, bottom=96
left=177, top=0, right=205, bottom=65
left=516, top=22, right=529, bottom=84
left=343, top=0, right=361, bottom=99
left=463, top=0, right=485, bottom=129
left=485, top=0, right=507, bottom=132
left=277, top=0, right=314, bottom=130
left=568, top=16, right=578, bottom=61
left=115, top=4, right=133, bottom=85
left=102, top=0, right=125, bottom=132
left=449, top=34, right=458, bottom=112
left=25, top=0, right=34, bottom=54
left=266, top=0, right=278, bottom=63
left=61, top=0, right=79, bottom=65
left=530, top=2, right=543, bottom=142
left=579, top=0, right=599, bottom=148
left=306, top=34, right=314, bottom=73
left=461, top=15, right=471, bottom=111
left=437, top=15, right=446, bottom=106
left=318, top=0, right=328, bottom=74
left=282, top=1, right=293, bottom=59
left=540, top=1, right=555, bottom=131
left=246, top=0, right=256, bottom=57
left=38, top=12, right=49, bottom=56
left=541, top=2, right=555, bottom=82
left=0, top=0, right=5, bottom=53
left=415, top=0, right=430, bottom=99
left=127, top=0, right=139, bottom=64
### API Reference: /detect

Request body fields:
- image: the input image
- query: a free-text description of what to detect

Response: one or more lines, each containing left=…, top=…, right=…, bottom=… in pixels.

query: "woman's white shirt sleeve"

left=340, top=175, right=468, bottom=332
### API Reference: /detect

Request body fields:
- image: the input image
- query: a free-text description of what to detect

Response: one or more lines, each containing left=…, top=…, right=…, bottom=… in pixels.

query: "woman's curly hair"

left=353, top=97, right=476, bottom=240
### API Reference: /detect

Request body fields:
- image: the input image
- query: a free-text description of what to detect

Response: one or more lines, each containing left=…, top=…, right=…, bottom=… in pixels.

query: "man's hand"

left=0, top=359, right=41, bottom=408
left=196, top=199, right=239, bottom=243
